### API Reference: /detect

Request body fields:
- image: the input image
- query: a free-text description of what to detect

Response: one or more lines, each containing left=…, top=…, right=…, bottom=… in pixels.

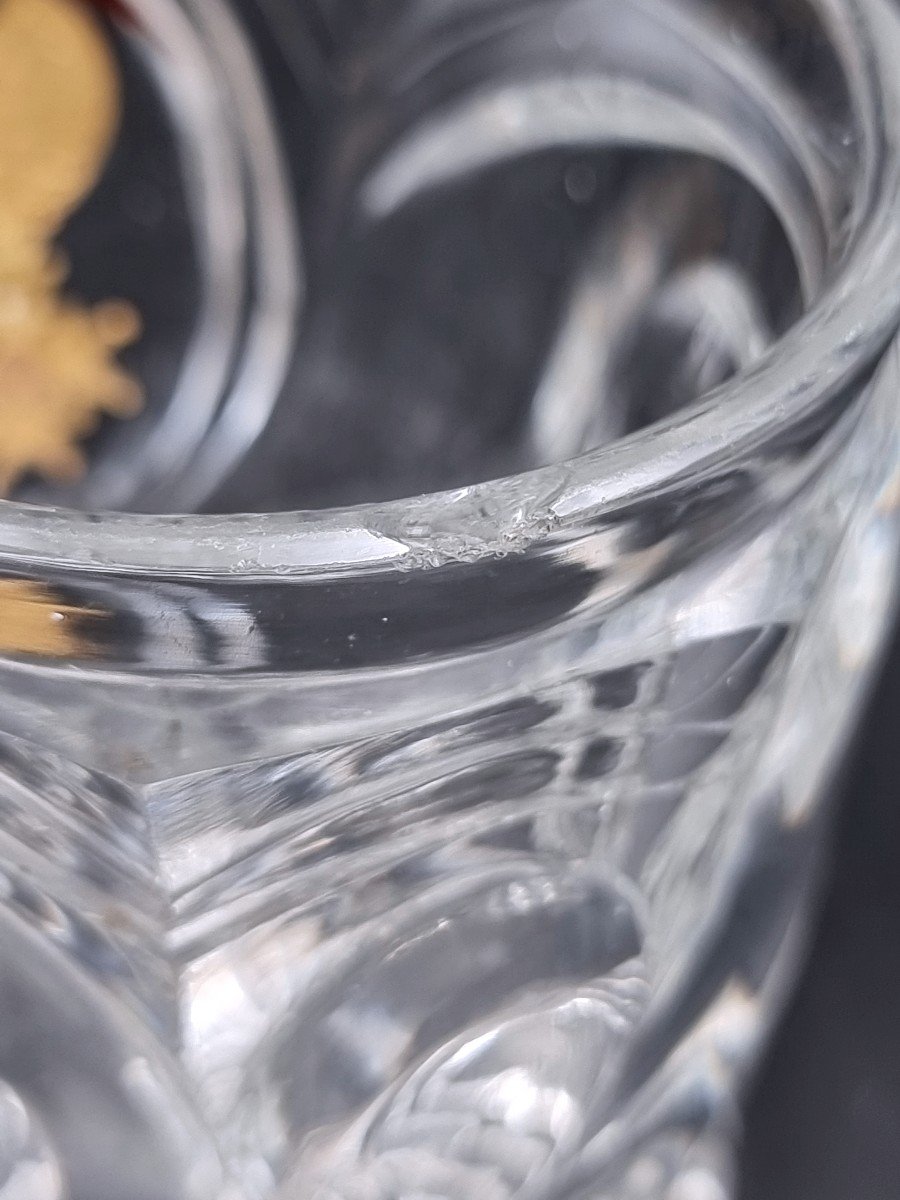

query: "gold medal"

left=0, top=0, right=141, bottom=494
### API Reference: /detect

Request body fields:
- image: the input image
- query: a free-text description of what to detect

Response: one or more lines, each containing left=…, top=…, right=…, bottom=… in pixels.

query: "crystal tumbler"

left=1, top=1, right=899, bottom=1198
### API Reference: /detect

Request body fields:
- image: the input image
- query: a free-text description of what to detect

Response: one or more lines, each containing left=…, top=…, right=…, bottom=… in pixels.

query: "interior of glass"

left=3, top=0, right=900, bottom=554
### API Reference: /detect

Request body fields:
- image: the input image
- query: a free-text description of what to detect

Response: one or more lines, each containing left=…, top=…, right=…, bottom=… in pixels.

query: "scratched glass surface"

left=0, top=1, right=899, bottom=1199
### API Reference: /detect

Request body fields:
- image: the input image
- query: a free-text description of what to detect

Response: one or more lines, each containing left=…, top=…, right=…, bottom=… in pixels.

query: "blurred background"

left=742, top=615, right=900, bottom=1200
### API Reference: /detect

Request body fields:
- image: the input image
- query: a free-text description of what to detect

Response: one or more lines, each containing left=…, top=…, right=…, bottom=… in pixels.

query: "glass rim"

left=3, top=0, right=900, bottom=580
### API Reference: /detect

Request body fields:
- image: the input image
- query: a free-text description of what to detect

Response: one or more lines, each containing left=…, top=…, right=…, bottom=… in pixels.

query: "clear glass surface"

left=1, top=1, right=900, bottom=1198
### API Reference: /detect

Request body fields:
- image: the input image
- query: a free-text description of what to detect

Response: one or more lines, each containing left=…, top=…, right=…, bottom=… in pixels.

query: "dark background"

left=741, top=618, right=900, bottom=1199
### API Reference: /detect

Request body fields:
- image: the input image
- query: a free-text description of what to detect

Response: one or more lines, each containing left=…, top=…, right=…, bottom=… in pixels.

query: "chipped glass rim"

left=1, top=0, right=899, bottom=579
